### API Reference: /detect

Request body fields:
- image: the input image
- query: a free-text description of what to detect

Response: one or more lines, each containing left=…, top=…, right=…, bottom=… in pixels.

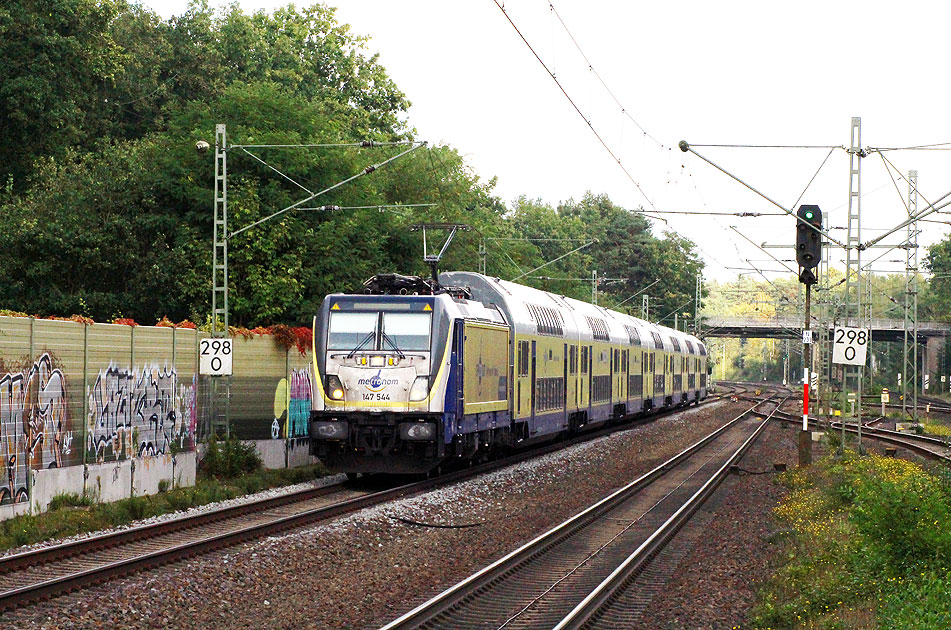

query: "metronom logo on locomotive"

left=358, top=371, right=400, bottom=392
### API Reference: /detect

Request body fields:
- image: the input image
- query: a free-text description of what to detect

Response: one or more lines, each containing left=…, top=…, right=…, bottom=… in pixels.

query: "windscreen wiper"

left=380, top=330, right=406, bottom=358
left=347, top=330, right=376, bottom=358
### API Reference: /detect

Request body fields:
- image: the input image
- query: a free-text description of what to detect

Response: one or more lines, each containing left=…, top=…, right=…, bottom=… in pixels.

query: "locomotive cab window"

left=381, top=312, right=431, bottom=351
left=327, top=312, right=378, bottom=350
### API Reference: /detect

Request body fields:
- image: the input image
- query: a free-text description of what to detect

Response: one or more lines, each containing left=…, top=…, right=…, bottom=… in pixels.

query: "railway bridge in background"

left=701, top=316, right=951, bottom=343
left=701, top=316, right=951, bottom=381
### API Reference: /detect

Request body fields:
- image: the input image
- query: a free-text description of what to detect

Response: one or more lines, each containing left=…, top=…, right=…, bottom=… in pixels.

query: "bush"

left=751, top=452, right=951, bottom=629
left=48, top=492, right=95, bottom=511
left=200, top=432, right=262, bottom=478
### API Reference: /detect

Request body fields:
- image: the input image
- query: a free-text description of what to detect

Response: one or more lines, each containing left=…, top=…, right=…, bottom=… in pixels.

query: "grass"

left=749, top=450, right=951, bottom=629
left=922, top=423, right=951, bottom=438
left=0, top=462, right=328, bottom=553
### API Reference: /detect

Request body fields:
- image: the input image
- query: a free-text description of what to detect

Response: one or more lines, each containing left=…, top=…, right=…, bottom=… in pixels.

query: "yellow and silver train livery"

left=310, top=272, right=707, bottom=474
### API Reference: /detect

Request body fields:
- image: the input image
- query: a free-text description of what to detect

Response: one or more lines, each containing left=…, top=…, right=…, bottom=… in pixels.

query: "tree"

left=0, top=0, right=125, bottom=189
left=923, top=236, right=951, bottom=322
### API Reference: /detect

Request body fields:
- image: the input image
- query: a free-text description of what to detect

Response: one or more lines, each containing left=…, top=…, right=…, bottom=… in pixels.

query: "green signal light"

left=804, top=211, right=814, bottom=220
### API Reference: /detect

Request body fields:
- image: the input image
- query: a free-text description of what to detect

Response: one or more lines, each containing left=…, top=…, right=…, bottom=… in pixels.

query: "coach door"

left=563, top=343, right=569, bottom=427
left=642, top=350, right=650, bottom=406
left=530, top=340, right=537, bottom=424
left=587, top=345, right=593, bottom=414
left=621, top=349, right=628, bottom=404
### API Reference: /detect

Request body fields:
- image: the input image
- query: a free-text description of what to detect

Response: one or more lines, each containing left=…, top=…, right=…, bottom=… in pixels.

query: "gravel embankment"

left=636, top=418, right=798, bottom=629
left=11, top=399, right=789, bottom=630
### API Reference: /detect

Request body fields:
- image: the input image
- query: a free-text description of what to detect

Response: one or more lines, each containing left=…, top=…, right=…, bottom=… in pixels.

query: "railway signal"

left=796, top=205, right=822, bottom=285
left=796, top=204, right=822, bottom=466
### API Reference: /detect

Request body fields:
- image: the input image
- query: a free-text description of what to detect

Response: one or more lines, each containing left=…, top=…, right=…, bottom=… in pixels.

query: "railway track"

left=772, top=406, right=951, bottom=462
left=379, top=393, right=781, bottom=630
left=0, top=388, right=744, bottom=612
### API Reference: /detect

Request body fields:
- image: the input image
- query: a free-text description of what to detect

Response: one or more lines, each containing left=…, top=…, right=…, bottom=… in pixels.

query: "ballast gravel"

left=11, top=398, right=798, bottom=630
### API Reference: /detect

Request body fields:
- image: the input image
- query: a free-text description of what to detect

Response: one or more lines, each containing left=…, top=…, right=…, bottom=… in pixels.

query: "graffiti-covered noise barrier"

left=0, top=354, right=196, bottom=507
left=0, top=353, right=71, bottom=504
left=87, top=364, right=196, bottom=462
left=272, top=368, right=313, bottom=440
left=0, top=315, right=318, bottom=520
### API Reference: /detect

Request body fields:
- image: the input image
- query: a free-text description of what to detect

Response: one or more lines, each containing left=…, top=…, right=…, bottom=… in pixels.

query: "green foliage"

left=0, top=0, right=126, bottom=189
left=924, top=236, right=951, bottom=322
left=489, top=193, right=704, bottom=322
left=0, top=1, right=704, bottom=326
left=47, top=492, right=96, bottom=511
left=750, top=453, right=951, bottom=629
left=200, top=432, right=262, bottom=478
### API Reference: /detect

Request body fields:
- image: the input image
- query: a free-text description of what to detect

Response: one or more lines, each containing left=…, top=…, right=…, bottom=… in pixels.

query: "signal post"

left=797, top=205, right=822, bottom=466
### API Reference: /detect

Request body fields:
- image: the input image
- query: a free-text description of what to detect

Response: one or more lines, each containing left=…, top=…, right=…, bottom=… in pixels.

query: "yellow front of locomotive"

left=309, top=294, right=452, bottom=473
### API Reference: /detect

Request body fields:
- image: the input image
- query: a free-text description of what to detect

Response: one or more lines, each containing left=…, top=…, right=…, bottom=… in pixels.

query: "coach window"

left=518, top=340, right=530, bottom=377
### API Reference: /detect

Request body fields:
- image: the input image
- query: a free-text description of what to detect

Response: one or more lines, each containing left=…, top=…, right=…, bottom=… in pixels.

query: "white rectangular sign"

left=199, top=338, right=234, bottom=376
left=832, top=326, right=869, bottom=366
left=802, top=330, right=813, bottom=344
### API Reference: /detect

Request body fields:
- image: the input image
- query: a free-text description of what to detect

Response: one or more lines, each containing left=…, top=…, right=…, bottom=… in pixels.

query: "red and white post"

left=803, top=367, right=809, bottom=430
left=799, top=283, right=813, bottom=466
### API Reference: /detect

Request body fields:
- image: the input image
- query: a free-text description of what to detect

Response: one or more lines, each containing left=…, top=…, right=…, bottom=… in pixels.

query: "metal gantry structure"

left=903, top=170, right=920, bottom=422
left=842, top=117, right=866, bottom=439
left=211, top=124, right=231, bottom=437
left=694, top=273, right=703, bottom=335
left=209, top=123, right=426, bottom=437
left=686, top=116, right=944, bottom=437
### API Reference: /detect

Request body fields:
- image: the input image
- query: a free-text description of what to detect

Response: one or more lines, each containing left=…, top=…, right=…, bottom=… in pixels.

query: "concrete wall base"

left=0, top=452, right=198, bottom=522
left=244, top=439, right=319, bottom=469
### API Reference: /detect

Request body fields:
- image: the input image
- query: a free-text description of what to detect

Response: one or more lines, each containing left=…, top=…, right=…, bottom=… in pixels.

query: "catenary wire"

left=492, top=0, right=658, bottom=212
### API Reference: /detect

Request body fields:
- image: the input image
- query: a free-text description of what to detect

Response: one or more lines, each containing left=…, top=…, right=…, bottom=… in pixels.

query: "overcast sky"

left=147, top=0, right=951, bottom=281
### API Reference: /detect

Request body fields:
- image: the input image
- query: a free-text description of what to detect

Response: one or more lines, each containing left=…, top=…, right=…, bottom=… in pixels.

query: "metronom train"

left=309, top=272, right=708, bottom=476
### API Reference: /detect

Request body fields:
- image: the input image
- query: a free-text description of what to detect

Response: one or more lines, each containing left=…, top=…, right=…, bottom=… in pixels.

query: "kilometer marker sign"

left=200, top=338, right=234, bottom=376
left=832, top=326, right=869, bottom=366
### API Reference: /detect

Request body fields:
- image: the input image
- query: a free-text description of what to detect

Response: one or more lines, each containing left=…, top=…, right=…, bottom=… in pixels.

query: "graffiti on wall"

left=0, top=353, right=72, bottom=504
left=272, top=368, right=313, bottom=439
left=87, top=364, right=196, bottom=463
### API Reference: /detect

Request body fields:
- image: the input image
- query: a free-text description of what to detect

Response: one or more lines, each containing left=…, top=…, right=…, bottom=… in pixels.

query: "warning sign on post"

left=200, top=338, right=234, bottom=376
left=832, top=326, right=869, bottom=366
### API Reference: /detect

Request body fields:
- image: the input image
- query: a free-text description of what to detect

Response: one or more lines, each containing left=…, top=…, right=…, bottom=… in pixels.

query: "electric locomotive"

left=310, top=272, right=707, bottom=474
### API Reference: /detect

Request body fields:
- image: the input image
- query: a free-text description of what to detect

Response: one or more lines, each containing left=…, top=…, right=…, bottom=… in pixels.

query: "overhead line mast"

left=903, top=171, right=920, bottom=423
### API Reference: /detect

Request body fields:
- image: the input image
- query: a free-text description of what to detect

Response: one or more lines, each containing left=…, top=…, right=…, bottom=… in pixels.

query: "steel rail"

left=0, top=482, right=347, bottom=575
left=554, top=399, right=784, bottom=629
left=378, top=392, right=777, bottom=630
left=772, top=409, right=950, bottom=462
left=0, top=391, right=740, bottom=611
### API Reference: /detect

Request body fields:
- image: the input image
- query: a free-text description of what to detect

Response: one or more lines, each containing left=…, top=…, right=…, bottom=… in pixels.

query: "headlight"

left=400, top=422, right=436, bottom=441
left=313, top=421, right=348, bottom=440
left=326, top=374, right=345, bottom=400
left=409, top=375, right=430, bottom=401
